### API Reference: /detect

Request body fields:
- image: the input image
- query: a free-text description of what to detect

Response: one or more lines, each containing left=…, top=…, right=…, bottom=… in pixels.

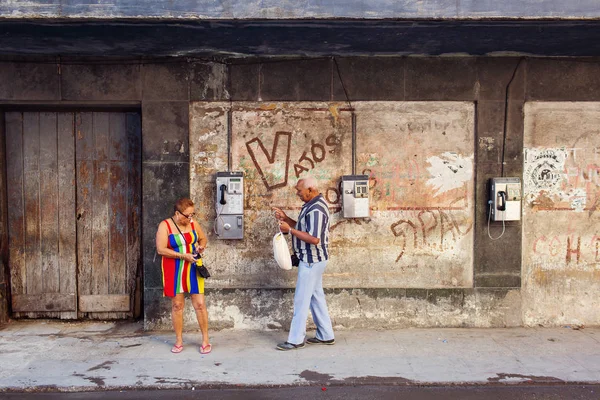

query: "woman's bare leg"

left=171, top=294, right=185, bottom=346
left=191, top=294, right=209, bottom=347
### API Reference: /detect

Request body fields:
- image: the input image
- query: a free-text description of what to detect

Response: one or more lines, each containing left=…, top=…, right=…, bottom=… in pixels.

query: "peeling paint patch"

left=478, top=136, right=495, bottom=151
left=426, top=152, right=473, bottom=196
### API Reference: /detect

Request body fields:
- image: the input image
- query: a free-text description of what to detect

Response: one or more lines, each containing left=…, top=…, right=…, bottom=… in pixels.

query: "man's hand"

left=272, top=207, right=288, bottom=222
left=278, top=221, right=291, bottom=234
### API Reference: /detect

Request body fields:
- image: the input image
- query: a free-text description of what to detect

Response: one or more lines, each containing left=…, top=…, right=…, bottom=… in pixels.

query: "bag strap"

left=170, top=217, right=188, bottom=245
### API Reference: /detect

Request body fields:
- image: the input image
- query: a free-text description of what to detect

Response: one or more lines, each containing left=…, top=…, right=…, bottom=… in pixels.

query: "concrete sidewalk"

left=0, top=320, right=599, bottom=392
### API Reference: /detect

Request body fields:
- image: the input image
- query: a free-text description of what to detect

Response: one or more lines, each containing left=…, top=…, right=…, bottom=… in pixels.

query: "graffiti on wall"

left=532, top=234, right=600, bottom=267
left=389, top=197, right=473, bottom=261
left=525, top=147, right=600, bottom=213
left=245, top=132, right=341, bottom=192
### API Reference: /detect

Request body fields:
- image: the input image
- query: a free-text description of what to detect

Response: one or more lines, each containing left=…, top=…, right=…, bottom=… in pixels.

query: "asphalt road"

left=1, top=385, right=599, bottom=399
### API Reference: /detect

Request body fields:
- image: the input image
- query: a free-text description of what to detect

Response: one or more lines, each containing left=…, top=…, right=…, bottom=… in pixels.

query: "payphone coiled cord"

left=487, top=201, right=506, bottom=240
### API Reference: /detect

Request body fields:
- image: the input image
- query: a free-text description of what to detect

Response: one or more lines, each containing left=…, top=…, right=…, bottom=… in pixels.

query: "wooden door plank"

left=12, top=293, right=76, bottom=312
left=58, top=113, right=77, bottom=298
left=92, top=160, right=110, bottom=296
left=108, top=113, right=128, bottom=296
left=109, top=113, right=127, bottom=162
left=94, top=112, right=110, bottom=161
left=79, top=294, right=130, bottom=312
left=75, top=112, right=93, bottom=162
left=91, top=112, right=110, bottom=297
left=126, top=113, right=142, bottom=297
left=109, top=163, right=127, bottom=295
left=22, top=112, right=42, bottom=295
left=6, top=112, right=26, bottom=297
left=39, top=112, right=60, bottom=294
left=76, top=113, right=93, bottom=298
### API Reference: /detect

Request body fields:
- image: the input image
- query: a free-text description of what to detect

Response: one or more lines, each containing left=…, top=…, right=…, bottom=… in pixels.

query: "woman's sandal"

left=200, top=343, right=212, bottom=354
left=171, top=344, right=184, bottom=353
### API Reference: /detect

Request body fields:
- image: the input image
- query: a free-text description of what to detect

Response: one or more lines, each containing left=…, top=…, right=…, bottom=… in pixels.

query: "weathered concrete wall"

left=522, top=102, right=600, bottom=326
left=2, top=0, right=600, bottom=19
left=190, top=101, right=474, bottom=289
left=180, top=100, right=484, bottom=331
left=5, top=56, right=600, bottom=329
left=0, top=110, right=8, bottom=324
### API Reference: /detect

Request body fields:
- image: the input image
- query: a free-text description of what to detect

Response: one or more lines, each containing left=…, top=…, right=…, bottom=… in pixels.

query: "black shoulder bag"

left=170, top=218, right=211, bottom=279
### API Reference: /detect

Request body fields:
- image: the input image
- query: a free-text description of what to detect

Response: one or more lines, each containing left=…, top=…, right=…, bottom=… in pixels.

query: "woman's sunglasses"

left=178, top=210, right=195, bottom=219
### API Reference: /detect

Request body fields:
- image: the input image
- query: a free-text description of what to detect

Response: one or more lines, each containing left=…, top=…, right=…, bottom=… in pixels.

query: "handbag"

left=171, top=217, right=211, bottom=279
left=273, top=229, right=292, bottom=270
left=194, top=254, right=211, bottom=279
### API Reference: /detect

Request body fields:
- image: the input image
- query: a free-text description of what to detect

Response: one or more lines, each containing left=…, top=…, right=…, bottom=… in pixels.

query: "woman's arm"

left=195, top=223, right=208, bottom=253
left=156, top=221, right=196, bottom=262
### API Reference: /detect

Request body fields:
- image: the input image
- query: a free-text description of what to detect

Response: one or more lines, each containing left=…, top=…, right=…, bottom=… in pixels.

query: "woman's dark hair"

left=174, top=198, right=194, bottom=213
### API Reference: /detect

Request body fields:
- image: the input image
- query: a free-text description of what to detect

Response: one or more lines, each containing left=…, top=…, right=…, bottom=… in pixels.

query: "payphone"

left=489, top=177, right=522, bottom=222
left=215, top=171, right=244, bottom=239
left=341, top=175, right=370, bottom=218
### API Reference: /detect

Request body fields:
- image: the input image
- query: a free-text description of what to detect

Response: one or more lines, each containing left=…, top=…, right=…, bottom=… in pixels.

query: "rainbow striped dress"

left=161, top=220, right=204, bottom=297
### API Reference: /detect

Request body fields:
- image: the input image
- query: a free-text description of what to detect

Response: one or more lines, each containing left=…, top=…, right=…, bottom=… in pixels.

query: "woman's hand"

left=195, top=244, right=205, bottom=255
left=181, top=253, right=197, bottom=263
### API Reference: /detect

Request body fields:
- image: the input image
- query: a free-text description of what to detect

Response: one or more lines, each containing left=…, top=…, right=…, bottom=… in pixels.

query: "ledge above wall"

left=2, top=0, right=600, bottom=19
left=1, top=20, right=600, bottom=57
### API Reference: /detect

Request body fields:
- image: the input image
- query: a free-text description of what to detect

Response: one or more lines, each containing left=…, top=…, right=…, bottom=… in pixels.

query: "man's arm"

left=286, top=209, right=326, bottom=246
left=289, top=227, right=319, bottom=245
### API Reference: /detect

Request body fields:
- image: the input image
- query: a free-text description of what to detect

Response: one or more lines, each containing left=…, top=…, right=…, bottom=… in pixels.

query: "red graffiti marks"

left=594, top=236, right=600, bottom=262
left=390, top=207, right=473, bottom=262
left=293, top=135, right=338, bottom=179
left=391, top=220, right=418, bottom=262
left=566, top=236, right=581, bottom=264
left=532, top=235, right=590, bottom=264
left=246, top=131, right=291, bottom=191
left=246, top=132, right=340, bottom=191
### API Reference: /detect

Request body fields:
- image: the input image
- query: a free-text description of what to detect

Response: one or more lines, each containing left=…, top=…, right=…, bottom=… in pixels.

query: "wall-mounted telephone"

left=341, top=175, right=370, bottom=218
left=489, top=177, right=521, bottom=222
left=215, top=172, right=244, bottom=239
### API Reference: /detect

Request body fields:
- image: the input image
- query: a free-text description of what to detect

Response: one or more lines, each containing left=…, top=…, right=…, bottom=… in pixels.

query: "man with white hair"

left=272, top=177, right=335, bottom=350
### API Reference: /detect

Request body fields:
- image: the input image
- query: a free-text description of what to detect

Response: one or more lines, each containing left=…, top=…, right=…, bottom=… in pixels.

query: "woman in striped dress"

left=156, top=198, right=211, bottom=354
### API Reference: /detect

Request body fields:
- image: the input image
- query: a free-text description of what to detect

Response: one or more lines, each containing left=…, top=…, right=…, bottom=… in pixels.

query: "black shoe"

left=306, top=337, right=335, bottom=345
left=276, top=341, right=305, bottom=351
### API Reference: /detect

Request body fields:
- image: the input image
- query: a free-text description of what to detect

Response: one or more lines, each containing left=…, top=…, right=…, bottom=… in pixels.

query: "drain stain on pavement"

left=300, top=370, right=413, bottom=385
left=488, top=373, right=564, bottom=383
left=87, top=361, right=115, bottom=372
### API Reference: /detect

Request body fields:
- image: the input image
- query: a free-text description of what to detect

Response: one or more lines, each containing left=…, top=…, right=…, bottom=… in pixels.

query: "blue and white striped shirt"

left=293, top=194, right=330, bottom=263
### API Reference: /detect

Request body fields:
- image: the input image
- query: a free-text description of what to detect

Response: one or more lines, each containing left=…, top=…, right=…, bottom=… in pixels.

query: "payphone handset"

left=496, top=190, right=507, bottom=211
left=215, top=172, right=244, bottom=240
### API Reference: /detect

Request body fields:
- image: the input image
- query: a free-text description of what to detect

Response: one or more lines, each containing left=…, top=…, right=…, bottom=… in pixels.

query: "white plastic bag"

left=273, top=231, right=292, bottom=270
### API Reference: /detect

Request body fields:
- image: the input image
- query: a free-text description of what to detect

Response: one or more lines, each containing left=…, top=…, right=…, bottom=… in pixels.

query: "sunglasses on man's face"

left=178, top=211, right=195, bottom=219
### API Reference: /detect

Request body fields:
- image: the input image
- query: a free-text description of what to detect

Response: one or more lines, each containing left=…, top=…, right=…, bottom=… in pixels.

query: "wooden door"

left=5, top=111, right=141, bottom=319
left=6, top=112, right=77, bottom=318
left=75, top=112, right=141, bottom=319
